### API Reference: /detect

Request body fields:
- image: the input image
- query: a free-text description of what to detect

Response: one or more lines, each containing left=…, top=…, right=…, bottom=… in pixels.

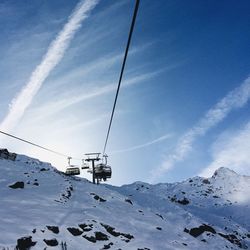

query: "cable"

left=0, top=130, right=79, bottom=159
left=0, top=0, right=140, bottom=162
left=103, top=0, right=140, bottom=156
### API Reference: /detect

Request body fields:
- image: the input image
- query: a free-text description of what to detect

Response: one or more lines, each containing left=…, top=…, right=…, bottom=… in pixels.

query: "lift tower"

left=84, top=153, right=101, bottom=184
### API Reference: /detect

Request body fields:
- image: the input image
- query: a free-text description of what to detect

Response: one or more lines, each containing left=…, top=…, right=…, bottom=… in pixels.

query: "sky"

left=0, top=0, right=250, bottom=186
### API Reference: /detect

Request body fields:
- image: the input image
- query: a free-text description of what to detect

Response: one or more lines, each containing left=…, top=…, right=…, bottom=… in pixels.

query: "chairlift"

left=81, top=159, right=89, bottom=170
left=94, top=154, right=112, bottom=181
left=65, top=157, right=80, bottom=176
left=94, top=163, right=112, bottom=181
left=82, top=153, right=112, bottom=183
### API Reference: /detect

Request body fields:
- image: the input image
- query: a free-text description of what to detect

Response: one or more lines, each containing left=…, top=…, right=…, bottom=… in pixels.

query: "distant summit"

left=212, top=167, right=238, bottom=178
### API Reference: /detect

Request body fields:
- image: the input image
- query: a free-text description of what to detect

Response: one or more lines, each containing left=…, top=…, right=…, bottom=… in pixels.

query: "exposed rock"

left=79, top=223, right=93, bottom=232
left=101, top=224, right=120, bottom=237
left=40, top=168, right=49, bottom=172
left=155, top=213, right=164, bottom=219
left=0, top=148, right=16, bottom=161
left=95, top=231, right=109, bottom=241
left=102, top=242, right=114, bottom=249
left=82, top=235, right=96, bottom=243
left=16, top=236, right=36, bottom=250
left=219, top=233, right=243, bottom=248
left=91, top=193, right=106, bottom=202
left=202, top=179, right=210, bottom=184
left=185, top=224, right=216, bottom=237
left=9, top=181, right=24, bottom=189
left=46, top=226, right=59, bottom=234
left=67, top=227, right=83, bottom=236
left=101, top=223, right=134, bottom=240
left=122, top=233, right=134, bottom=240
left=177, top=197, right=190, bottom=205
left=43, top=238, right=58, bottom=246
left=125, top=198, right=133, bottom=205
left=170, top=196, right=189, bottom=205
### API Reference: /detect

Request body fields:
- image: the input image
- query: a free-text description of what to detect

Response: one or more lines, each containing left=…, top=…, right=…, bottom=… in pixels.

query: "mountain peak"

left=212, top=167, right=238, bottom=178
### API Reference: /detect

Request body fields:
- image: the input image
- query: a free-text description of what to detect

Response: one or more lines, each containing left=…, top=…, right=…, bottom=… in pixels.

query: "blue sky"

left=0, top=0, right=250, bottom=185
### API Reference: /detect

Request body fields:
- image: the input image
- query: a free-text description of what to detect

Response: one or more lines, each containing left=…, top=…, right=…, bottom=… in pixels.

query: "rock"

left=101, top=223, right=134, bottom=241
left=46, top=226, right=59, bottom=234
left=122, top=233, right=134, bottom=240
left=177, top=197, right=190, bottom=205
left=218, top=233, right=243, bottom=248
left=125, top=198, right=133, bottom=205
left=40, top=168, right=48, bottom=171
left=79, top=223, right=93, bottom=232
left=82, top=235, right=96, bottom=243
left=67, top=227, right=83, bottom=236
left=16, top=236, right=36, bottom=250
left=155, top=213, right=164, bottom=219
left=9, top=181, right=24, bottom=189
left=101, top=224, right=120, bottom=237
left=187, top=224, right=216, bottom=237
left=95, top=231, right=109, bottom=241
left=43, top=238, right=58, bottom=246
left=102, top=242, right=114, bottom=249
left=91, top=193, right=106, bottom=202
left=202, top=179, right=210, bottom=184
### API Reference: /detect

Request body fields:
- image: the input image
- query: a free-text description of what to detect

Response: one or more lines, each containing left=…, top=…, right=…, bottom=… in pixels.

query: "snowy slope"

left=0, top=152, right=249, bottom=250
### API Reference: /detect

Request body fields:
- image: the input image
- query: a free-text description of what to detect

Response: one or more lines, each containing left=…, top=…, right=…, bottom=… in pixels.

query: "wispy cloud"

left=200, top=121, right=250, bottom=177
left=151, top=76, right=250, bottom=181
left=111, top=134, right=173, bottom=154
left=25, top=69, right=163, bottom=122
left=0, top=0, right=99, bottom=132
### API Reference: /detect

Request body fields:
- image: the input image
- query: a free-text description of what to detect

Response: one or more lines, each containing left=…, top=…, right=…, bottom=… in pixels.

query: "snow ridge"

left=0, top=151, right=249, bottom=249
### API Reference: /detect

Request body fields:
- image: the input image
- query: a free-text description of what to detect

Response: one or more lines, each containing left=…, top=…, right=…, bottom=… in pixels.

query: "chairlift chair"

left=65, top=167, right=80, bottom=175
left=65, top=157, right=80, bottom=176
left=81, top=160, right=89, bottom=170
left=94, top=163, right=112, bottom=180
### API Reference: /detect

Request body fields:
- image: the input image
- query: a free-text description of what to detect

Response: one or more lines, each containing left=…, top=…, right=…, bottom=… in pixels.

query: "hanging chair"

left=94, top=163, right=112, bottom=180
left=65, top=157, right=80, bottom=176
left=65, top=166, right=80, bottom=176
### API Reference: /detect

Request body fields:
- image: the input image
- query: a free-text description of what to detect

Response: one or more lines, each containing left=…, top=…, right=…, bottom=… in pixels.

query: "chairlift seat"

left=65, top=167, right=80, bottom=176
left=94, top=164, right=112, bottom=179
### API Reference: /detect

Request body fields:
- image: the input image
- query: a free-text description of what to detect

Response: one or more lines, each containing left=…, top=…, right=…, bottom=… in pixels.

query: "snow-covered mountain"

left=0, top=150, right=249, bottom=250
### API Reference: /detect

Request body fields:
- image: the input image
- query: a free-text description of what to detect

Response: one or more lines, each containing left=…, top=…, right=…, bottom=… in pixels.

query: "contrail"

left=111, top=134, right=172, bottom=154
left=0, top=0, right=99, bottom=132
left=151, top=75, right=250, bottom=181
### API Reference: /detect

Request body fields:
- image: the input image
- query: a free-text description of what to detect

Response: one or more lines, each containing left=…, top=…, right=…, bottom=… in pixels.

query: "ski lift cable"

left=102, top=0, right=140, bottom=156
left=0, top=0, right=140, bottom=165
left=0, top=130, right=81, bottom=160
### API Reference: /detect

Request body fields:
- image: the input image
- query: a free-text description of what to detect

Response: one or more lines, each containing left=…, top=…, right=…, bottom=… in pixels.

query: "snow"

left=0, top=152, right=249, bottom=249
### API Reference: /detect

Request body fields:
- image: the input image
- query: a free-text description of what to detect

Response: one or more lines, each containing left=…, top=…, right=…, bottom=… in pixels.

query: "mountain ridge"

left=0, top=150, right=249, bottom=249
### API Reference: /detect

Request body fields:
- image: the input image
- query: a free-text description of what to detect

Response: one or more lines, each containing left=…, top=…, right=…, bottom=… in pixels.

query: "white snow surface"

left=0, top=153, right=249, bottom=249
